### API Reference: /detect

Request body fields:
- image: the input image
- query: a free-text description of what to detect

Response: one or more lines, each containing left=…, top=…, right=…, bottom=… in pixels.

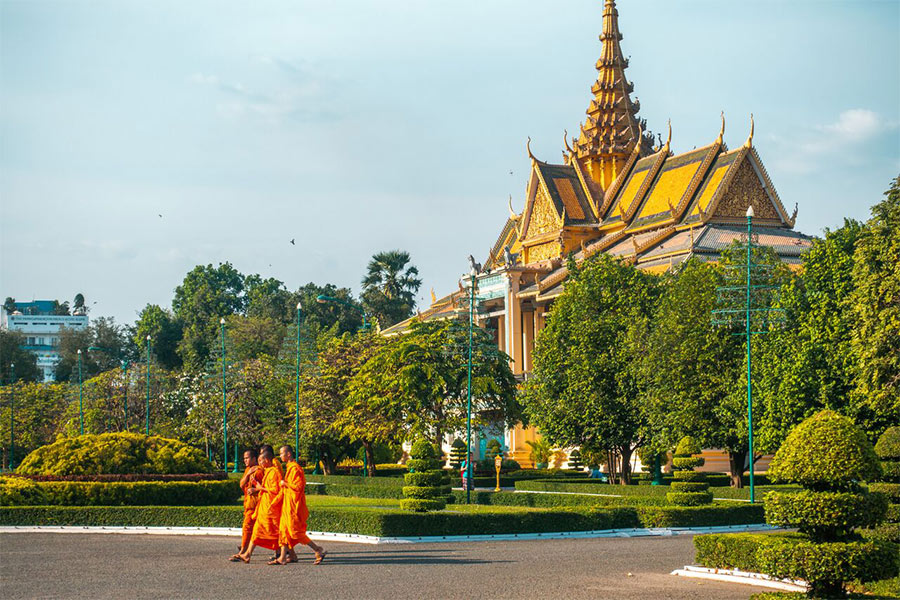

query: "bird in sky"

left=158, top=214, right=162, bottom=218
left=290, top=239, right=295, bottom=245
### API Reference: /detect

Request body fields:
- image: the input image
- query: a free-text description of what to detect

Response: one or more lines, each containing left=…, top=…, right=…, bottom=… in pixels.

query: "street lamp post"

left=465, top=267, right=476, bottom=505
left=220, top=317, right=228, bottom=473
left=295, top=302, right=302, bottom=460
left=77, top=349, right=84, bottom=435
left=316, top=294, right=371, bottom=476
left=9, top=362, right=14, bottom=470
left=745, top=206, right=756, bottom=503
left=145, top=335, right=151, bottom=436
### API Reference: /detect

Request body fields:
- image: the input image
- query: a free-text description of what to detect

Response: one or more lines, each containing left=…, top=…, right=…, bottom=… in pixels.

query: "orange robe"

left=249, top=464, right=283, bottom=550
left=239, top=466, right=263, bottom=550
left=279, top=461, right=311, bottom=547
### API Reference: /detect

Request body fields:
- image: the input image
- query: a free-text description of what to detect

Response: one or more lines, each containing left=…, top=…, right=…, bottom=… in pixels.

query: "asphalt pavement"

left=0, top=532, right=767, bottom=599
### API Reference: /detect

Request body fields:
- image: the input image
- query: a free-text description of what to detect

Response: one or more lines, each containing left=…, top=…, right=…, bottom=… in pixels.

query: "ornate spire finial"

left=563, top=129, right=573, bottom=155
left=744, top=113, right=754, bottom=148
left=716, top=111, right=725, bottom=145
left=526, top=136, right=536, bottom=161
left=789, top=202, right=798, bottom=227
left=663, top=119, right=672, bottom=152
left=508, top=195, right=518, bottom=219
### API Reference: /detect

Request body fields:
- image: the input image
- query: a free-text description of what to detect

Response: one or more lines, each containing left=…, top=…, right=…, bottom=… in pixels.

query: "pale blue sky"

left=2, top=0, right=898, bottom=324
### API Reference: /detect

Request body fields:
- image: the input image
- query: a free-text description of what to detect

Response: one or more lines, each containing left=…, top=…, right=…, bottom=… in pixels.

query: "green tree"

left=172, top=262, right=245, bottom=369
left=3, top=297, right=16, bottom=314
left=361, top=250, right=422, bottom=328
left=295, top=283, right=363, bottom=335
left=0, top=329, right=41, bottom=383
left=642, top=259, right=747, bottom=486
left=523, top=254, right=659, bottom=484
left=755, top=221, right=863, bottom=452
left=51, top=300, right=70, bottom=315
left=55, top=317, right=130, bottom=382
left=0, top=382, right=69, bottom=467
left=301, top=332, right=382, bottom=474
left=245, top=276, right=292, bottom=323
left=344, top=319, right=519, bottom=468
left=850, top=176, right=900, bottom=438
left=133, top=304, right=183, bottom=370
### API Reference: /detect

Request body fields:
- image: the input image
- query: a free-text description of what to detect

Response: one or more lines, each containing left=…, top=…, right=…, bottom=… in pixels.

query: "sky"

left=2, top=0, right=898, bottom=325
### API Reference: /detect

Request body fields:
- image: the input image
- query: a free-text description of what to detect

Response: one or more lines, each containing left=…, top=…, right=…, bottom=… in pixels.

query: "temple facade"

left=384, top=0, right=812, bottom=468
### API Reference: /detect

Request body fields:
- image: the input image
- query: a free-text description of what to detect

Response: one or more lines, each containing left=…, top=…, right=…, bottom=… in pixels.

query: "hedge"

left=450, top=491, right=668, bottom=508
left=0, top=501, right=766, bottom=535
left=695, top=532, right=900, bottom=592
left=514, top=479, right=795, bottom=500
left=317, top=483, right=404, bottom=499
left=9, top=473, right=226, bottom=482
left=305, top=474, right=404, bottom=487
left=1, top=480, right=242, bottom=506
left=765, top=490, right=888, bottom=537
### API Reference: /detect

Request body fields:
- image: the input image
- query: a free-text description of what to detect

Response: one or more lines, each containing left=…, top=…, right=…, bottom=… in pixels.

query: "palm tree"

left=361, top=250, right=422, bottom=328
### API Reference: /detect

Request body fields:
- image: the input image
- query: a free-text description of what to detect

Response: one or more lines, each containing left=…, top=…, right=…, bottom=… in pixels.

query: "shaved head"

left=259, top=445, right=274, bottom=460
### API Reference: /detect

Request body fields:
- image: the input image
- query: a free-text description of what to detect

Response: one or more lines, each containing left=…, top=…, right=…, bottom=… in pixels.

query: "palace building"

left=384, top=0, right=811, bottom=469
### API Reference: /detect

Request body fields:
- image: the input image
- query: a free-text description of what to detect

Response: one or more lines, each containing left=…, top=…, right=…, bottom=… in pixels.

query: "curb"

left=671, top=565, right=806, bottom=592
left=0, top=523, right=778, bottom=545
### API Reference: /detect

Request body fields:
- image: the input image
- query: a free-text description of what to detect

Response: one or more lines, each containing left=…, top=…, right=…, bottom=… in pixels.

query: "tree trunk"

left=363, top=440, right=377, bottom=477
left=606, top=449, right=617, bottom=484
left=727, top=450, right=747, bottom=488
left=619, top=446, right=633, bottom=485
left=322, top=450, right=337, bottom=475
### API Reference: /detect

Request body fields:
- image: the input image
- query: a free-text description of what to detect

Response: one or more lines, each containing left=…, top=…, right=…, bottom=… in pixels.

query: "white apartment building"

left=1, top=301, right=89, bottom=382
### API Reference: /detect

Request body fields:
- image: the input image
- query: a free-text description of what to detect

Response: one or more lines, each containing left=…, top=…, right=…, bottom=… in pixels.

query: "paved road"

left=0, top=532, right=766, bottom=599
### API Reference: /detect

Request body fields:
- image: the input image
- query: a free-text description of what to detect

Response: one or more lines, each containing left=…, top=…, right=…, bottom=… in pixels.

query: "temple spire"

left=574, top=0, right=650, bottom=191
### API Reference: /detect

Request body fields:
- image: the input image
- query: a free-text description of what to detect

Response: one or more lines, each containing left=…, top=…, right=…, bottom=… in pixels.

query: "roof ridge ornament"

left=663, top=119, right=672, bottom=153
left=789, top=202, right=798, bottom=227
left=527, top=136, right=536, bottom=161
left=716, top=111, right=725, bottom=146
left=508, top=195, right=518, bottom=220
left=744, top=113, right=754, bottom=148
left=563, top=129, right=574, bottom=155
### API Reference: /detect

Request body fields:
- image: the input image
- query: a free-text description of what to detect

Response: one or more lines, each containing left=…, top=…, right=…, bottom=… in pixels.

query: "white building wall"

left=2, top=308, right=89, bottom=381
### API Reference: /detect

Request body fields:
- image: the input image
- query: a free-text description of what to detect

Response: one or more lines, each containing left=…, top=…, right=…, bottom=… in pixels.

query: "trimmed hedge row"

left=0, top=500, right=766, bottom=535
left=2, top=480, right=242, bottom=506
left=9, top=473, right=227, bottom=482
left=450, top=490, right=668, bottom=508
left=695, top=532, right=900, bottom=590
left=765, top=490, right=888, bottom=537
left=305, top=474, right=404, bottom=487
left=515, top=479, right=795, bottom=500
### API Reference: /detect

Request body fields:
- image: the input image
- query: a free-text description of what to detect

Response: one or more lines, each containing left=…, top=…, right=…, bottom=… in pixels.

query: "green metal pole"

left=145, top=336, right=151, bottom=436
left=122, top=362, right=128, bottom=431
left=78, top=349, right=84, bottom=435
left=466, top=272, right=475, bottom=504
left=221, top=318, right=227, bottom=472
left=233, top=441, right=238, bottom=473
left=295, top=303, right=301, bottom=457
left=9, top=362, right=14, bottom=470
left=746, top=207, right=755, bottom=504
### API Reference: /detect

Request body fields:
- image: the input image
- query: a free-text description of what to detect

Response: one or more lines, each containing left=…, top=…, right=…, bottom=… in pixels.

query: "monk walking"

left=237, top=445, right=283, bottom=564
left=229, top=449, right=263, bottom=562
left=275, top=445, right=326, bottom=565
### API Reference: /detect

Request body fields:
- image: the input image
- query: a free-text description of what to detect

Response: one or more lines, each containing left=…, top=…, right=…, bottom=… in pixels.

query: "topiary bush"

left=448, top=439, right=467, bottom=470
left=400, top=439, right=451, bottom=512
left=16, top=433, right=213, bottom=476
left=763, top=410, right=899, bottom=598
left=568, top=448, right=583, bottom=471
left=667, top=436, right=712, bottom=506
left=863, top=426, right=900, bottom=543
left=767, top=411, right=882, bottom=491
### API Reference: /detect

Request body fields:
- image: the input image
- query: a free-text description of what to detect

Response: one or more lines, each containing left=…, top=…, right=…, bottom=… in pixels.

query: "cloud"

left=818, top=109, right=882, bottom=142
left=770, top=109, right=897, bottom=174
left=188, top=59, right=341, bottom=124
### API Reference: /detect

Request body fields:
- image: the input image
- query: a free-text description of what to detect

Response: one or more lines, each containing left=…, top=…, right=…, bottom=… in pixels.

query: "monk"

left=237, top=445, right=283, bottom=564
left=229, top=449, right=263, bottom=562
left=274, top=445, right=327, bottom=565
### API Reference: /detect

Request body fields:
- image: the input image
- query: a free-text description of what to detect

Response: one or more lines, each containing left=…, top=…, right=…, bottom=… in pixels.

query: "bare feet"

left=313, top=550, right=327, bottom=565
left=228, top=554, right=242, bottom=562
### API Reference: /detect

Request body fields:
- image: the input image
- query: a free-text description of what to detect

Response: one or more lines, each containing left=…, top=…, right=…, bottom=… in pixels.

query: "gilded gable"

left=713, top=159, right=781, bottom=221
left=528, top=187, right=561, bottom=237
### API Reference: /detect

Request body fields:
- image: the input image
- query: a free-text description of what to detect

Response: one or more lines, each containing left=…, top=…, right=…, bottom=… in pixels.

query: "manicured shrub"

left=568, top=448, right=583, bottom=471
left=16, top=433, right=212, bottom=476
left=667, top=436, right=711, bottom=506
left=0, top=479, right=240, bottom=506
left=874, top=426, right=900, bottom=472
left=767, top=411, right=881, bottom=491
left=0, top=477, right=48, bottom=506
left=760, top=410, right=899, bottom=597
left=764, top=490, right=888, bottom=539
left=448, top=439, right=467, bottom=470
left=400, top=439, right=450, bottom=512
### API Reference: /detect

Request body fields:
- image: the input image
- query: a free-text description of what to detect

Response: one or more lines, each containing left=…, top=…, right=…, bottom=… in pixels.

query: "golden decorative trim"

left=744, top=113, right=754, bottom=149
